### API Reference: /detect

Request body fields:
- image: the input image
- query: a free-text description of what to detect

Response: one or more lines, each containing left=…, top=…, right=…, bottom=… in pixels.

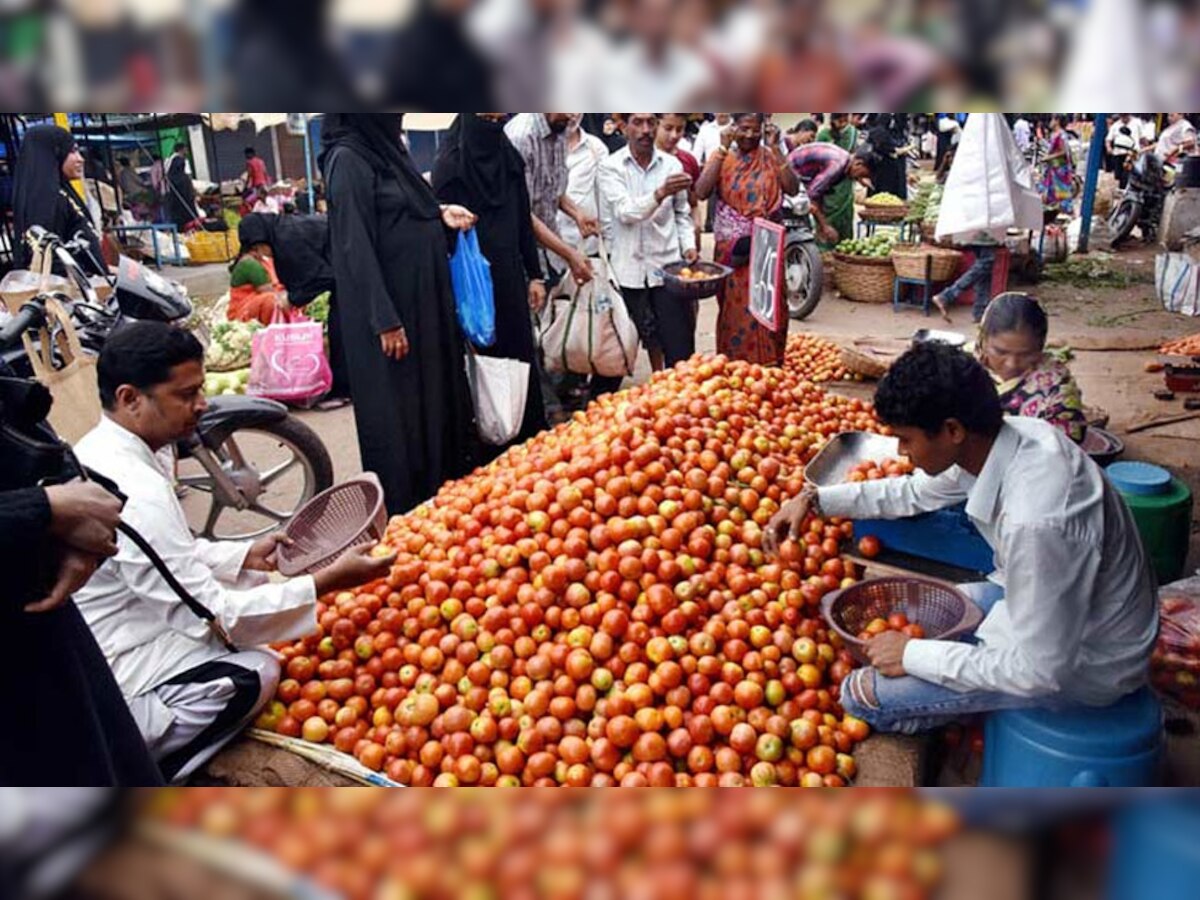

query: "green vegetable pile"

left=306, top=291, right=331, bottom=328
left=205, top=320, right=261, bottom=372
left=835, top=233, right=898, bottom=259
left=906, top=183, right=944, bottom=225
left=205, top=368, right=251, bottom=396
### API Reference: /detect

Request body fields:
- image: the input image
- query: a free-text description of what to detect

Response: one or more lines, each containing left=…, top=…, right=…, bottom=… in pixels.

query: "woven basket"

left=860, top=205, right=908, bottom=222
left=822, top=577, right=984, bottom=664
left=184, top=230, right=240, bottom=265
left=891, top=244, right=962, bottom=281
left=277, top=473, right=388, bottom=576
left=839, top=347, right=890, bottom=380
left=833, top=253, right=895, bottom=304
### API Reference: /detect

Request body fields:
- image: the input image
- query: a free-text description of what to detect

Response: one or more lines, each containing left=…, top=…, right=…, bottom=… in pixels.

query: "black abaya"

left=166, top=154, right=197, bottom=227
left=432, top=115, right=547, bottom=450
left=11, top=125, right=105, bottom=275
left=321, top=116, right=474, bottom=515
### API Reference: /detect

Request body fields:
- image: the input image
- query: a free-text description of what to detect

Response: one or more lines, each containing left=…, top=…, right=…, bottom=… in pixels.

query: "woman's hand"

left=46, top=482, right=123, bottom=558
left=820, top=224, right=840, bottom=245
left=380, top=326, right=410, bottom=361
left=274, top=292, right=292, bottom=314
left=441, top=204, right=477, bottom=231
left=528, top=279, right=547, bottom=314
left=720, top=125, right=736, bottom=149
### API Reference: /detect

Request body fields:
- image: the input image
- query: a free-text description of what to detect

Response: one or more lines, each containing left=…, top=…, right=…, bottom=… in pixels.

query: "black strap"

left=157, top=659, right=263, bottom=781
left=116, top=521, right=238, bottom=653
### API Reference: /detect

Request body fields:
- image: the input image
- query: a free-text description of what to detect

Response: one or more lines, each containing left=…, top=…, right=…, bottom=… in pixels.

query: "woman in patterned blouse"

left=977, top=292, right=1087, bottom=443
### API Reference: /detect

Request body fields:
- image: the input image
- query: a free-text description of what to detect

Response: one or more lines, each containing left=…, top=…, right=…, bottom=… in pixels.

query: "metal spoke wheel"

left=785, top=240, right=825, bottom=321
left=178, top=417, right=332, bottom=541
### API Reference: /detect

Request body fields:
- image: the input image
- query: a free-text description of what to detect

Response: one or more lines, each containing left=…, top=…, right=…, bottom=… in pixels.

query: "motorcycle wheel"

left=1109, top=200, right=1139, bottom=245
left=178, top=414, right=334, bottom=541
left=785, top=239, right=824, bottom=321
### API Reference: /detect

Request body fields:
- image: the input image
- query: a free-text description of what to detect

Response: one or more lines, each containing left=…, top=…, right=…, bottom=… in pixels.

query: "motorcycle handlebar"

left=0, top=300, right=47, bottom=350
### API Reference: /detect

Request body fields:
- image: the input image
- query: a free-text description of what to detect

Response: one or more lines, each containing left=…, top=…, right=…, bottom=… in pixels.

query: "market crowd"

left=1, top=112, right=1190, bottom=787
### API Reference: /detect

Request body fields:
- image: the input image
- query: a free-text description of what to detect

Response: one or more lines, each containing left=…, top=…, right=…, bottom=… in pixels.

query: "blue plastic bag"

left=449, top=228, right=496, bottom=347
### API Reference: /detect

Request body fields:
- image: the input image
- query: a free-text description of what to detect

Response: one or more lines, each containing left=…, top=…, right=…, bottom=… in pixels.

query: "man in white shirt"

left=598, top=113, right=698, bottom=373
left=765, top=343, right=1157, bottom=734
left=556, top=114, right=610, bottom=262
left=1106, top=114, right=1138, bottom=187
left=693, top=113, right=732, bottom=166
left=1156, top=113, right=1198, bottom=163
left=74, top=323, right=394, bottom=781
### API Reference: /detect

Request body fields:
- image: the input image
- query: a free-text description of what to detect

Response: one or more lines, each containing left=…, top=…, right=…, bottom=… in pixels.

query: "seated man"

left=765, top=342, right=1157, bottom=734
left=74, top=323, right=394, bottom=781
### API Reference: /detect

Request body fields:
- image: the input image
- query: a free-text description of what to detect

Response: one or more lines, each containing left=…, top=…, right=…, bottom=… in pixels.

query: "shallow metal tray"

left=804, top=431, right=901, bottom=488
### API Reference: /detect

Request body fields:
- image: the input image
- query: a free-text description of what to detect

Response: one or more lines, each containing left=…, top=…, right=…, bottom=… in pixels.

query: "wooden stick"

left=1125, top=411, right=1200, bottom=434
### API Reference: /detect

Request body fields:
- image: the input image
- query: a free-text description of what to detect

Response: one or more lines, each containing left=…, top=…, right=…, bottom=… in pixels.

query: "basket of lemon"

left=661, top=260, right=734, bottom=300
left=860, top=192, right=909, bottom=222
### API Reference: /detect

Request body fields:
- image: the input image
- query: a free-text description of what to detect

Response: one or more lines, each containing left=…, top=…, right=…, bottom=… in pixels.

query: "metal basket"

left=822, top=577, right=984, bottom=664
left=661, top=260, right=733, bottom=300
left=276, top=473, right=388, bottom=577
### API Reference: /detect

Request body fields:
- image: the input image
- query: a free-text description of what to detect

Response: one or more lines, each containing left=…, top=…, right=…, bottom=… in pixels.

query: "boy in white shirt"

left=765, top=343, right=1157, bottom=734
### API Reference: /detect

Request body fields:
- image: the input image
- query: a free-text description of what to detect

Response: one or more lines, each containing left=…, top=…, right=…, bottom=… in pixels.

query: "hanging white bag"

left=538, top=232, right=639, bottom=378
left=465, top=349, right=531, bottom=445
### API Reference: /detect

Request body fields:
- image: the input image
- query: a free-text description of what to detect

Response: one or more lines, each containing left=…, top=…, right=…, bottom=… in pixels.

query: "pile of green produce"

left=866, top=192, right=905, bottom=207
left=205, top=368, right=250, bottom=396
left=906, top=182, right=939, bottom=223
left=305, top=291, right=331, bottom=328
left=835, top=233, right=898, bottom=259
left=205, top=319, right=261, bottom=372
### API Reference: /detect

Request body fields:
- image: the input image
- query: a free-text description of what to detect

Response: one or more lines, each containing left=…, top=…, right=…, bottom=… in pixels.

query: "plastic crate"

left=184, top=230, right=240, bottom=265
left=854, top=503, right=995, bottom=573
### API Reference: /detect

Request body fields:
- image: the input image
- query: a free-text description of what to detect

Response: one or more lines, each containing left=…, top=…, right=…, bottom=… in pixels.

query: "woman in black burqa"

left=10, top=124, right=105, bottom=275
left=320, top=114, right=478, bottom=514
left=432, top=114, right=547, bottom=452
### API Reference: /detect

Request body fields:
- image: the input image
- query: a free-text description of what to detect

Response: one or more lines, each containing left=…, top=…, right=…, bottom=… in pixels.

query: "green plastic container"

left=1107, top=462, right=1193, bottom=584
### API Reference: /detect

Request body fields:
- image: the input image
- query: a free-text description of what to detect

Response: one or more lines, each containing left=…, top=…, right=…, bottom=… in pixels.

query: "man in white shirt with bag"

left=597, top=113, right=698, bottom=375
left=765, top=342, right=1157, bottom=734
left=73, top=323, right=394, bottom=782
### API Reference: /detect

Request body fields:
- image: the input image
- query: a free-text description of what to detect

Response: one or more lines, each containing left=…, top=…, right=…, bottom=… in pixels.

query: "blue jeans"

left=839, top=582, right=1045, bottom=735
left=939, top=246, right=995, bottom=322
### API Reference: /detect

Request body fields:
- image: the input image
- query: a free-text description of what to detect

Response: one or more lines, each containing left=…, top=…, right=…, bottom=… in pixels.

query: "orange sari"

left=713, top=146, right=786, bottom=366
left=228, top=254, right=284, bottom=326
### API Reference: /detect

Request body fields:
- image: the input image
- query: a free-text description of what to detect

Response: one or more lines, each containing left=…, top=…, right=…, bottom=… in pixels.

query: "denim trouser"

left=940, top=246, right=996, bottom=321
left=839, top=582, right=1045, bottom=735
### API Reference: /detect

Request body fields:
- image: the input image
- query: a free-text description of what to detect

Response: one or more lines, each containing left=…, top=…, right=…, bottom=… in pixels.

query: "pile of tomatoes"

left=149, top=788, right=960, bottom=900
left=784, top=333, right=858, bottom=384
left=262, top=355, right=891, bottom=787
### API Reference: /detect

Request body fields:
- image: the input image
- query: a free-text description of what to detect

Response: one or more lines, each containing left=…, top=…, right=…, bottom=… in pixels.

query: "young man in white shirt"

left=765, top=342, right=1157, bottom=734
left=1156, top=113, right=1198, bottom=163
left=597, top=113, right=698, bottom=373
left=74, top=323, right=394, bottom=781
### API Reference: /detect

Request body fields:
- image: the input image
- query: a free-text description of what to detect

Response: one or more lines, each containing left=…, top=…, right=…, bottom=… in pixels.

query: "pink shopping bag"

left=247, top=308, right=332, bottom=403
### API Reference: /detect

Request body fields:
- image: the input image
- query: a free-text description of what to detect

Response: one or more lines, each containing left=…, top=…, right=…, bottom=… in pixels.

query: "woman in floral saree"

left=1040, top=115, right=1076, bottom=215
left=978, top=293, right=1087, bottom=442
left=695, top=113, right=799, bottom=366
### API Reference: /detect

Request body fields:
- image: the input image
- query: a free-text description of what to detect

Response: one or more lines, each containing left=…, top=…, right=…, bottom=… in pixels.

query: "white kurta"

left=818, top=418, right=1157, bottom=705
left=73, top=416, right=318, bottom=701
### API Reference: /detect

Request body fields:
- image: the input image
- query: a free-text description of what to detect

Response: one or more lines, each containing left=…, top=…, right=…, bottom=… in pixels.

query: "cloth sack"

left=449, top=228, right=496, bottom=348
left=247, top=308, right=332, bottom=403
left=1156, top=252, right=1200, bottom=316
left=465, top=349, right=530, bottom=446
left=539, top=234, right=639, bottom=378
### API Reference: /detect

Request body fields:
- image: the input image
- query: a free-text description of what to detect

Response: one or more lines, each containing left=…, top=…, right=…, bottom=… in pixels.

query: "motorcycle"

left=781, top=192, right=825, bottom=321
left=1109, top=150, right=1168, bottom=245
left=2, top=227, right=333, bottom=541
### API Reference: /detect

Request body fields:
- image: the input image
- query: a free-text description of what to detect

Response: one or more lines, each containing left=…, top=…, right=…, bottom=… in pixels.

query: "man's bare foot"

left=931, top=294, right=952, bottom=323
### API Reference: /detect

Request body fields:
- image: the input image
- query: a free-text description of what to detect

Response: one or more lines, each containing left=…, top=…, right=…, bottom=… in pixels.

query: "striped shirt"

left=505, top=113, right=568, bottom=235
left=787, top=142, right=852, bottom=204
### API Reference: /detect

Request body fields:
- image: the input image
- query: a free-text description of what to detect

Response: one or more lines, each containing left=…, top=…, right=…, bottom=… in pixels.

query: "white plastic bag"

left=1156, top=252, right=1200, bottom=316
left=539, top=235, right=639, bottom=378
left=465, top=351, right=530, bottom=445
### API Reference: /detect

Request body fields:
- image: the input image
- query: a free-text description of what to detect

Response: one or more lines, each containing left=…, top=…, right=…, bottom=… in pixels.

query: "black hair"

left=874, top=342, right=1003, bottom=437
left=853, top=144, right=879, bottom=167
left=793, top=119, right=819, bottom=135
left=98, top=322, right=205, bottom=410
left=980, top=292, right=1049, bottom=347
left=117, top=155, right=130, bottom=166
left=731, top=113, right=765, bottom=126
left=245, top=146, right=257, bottom=158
